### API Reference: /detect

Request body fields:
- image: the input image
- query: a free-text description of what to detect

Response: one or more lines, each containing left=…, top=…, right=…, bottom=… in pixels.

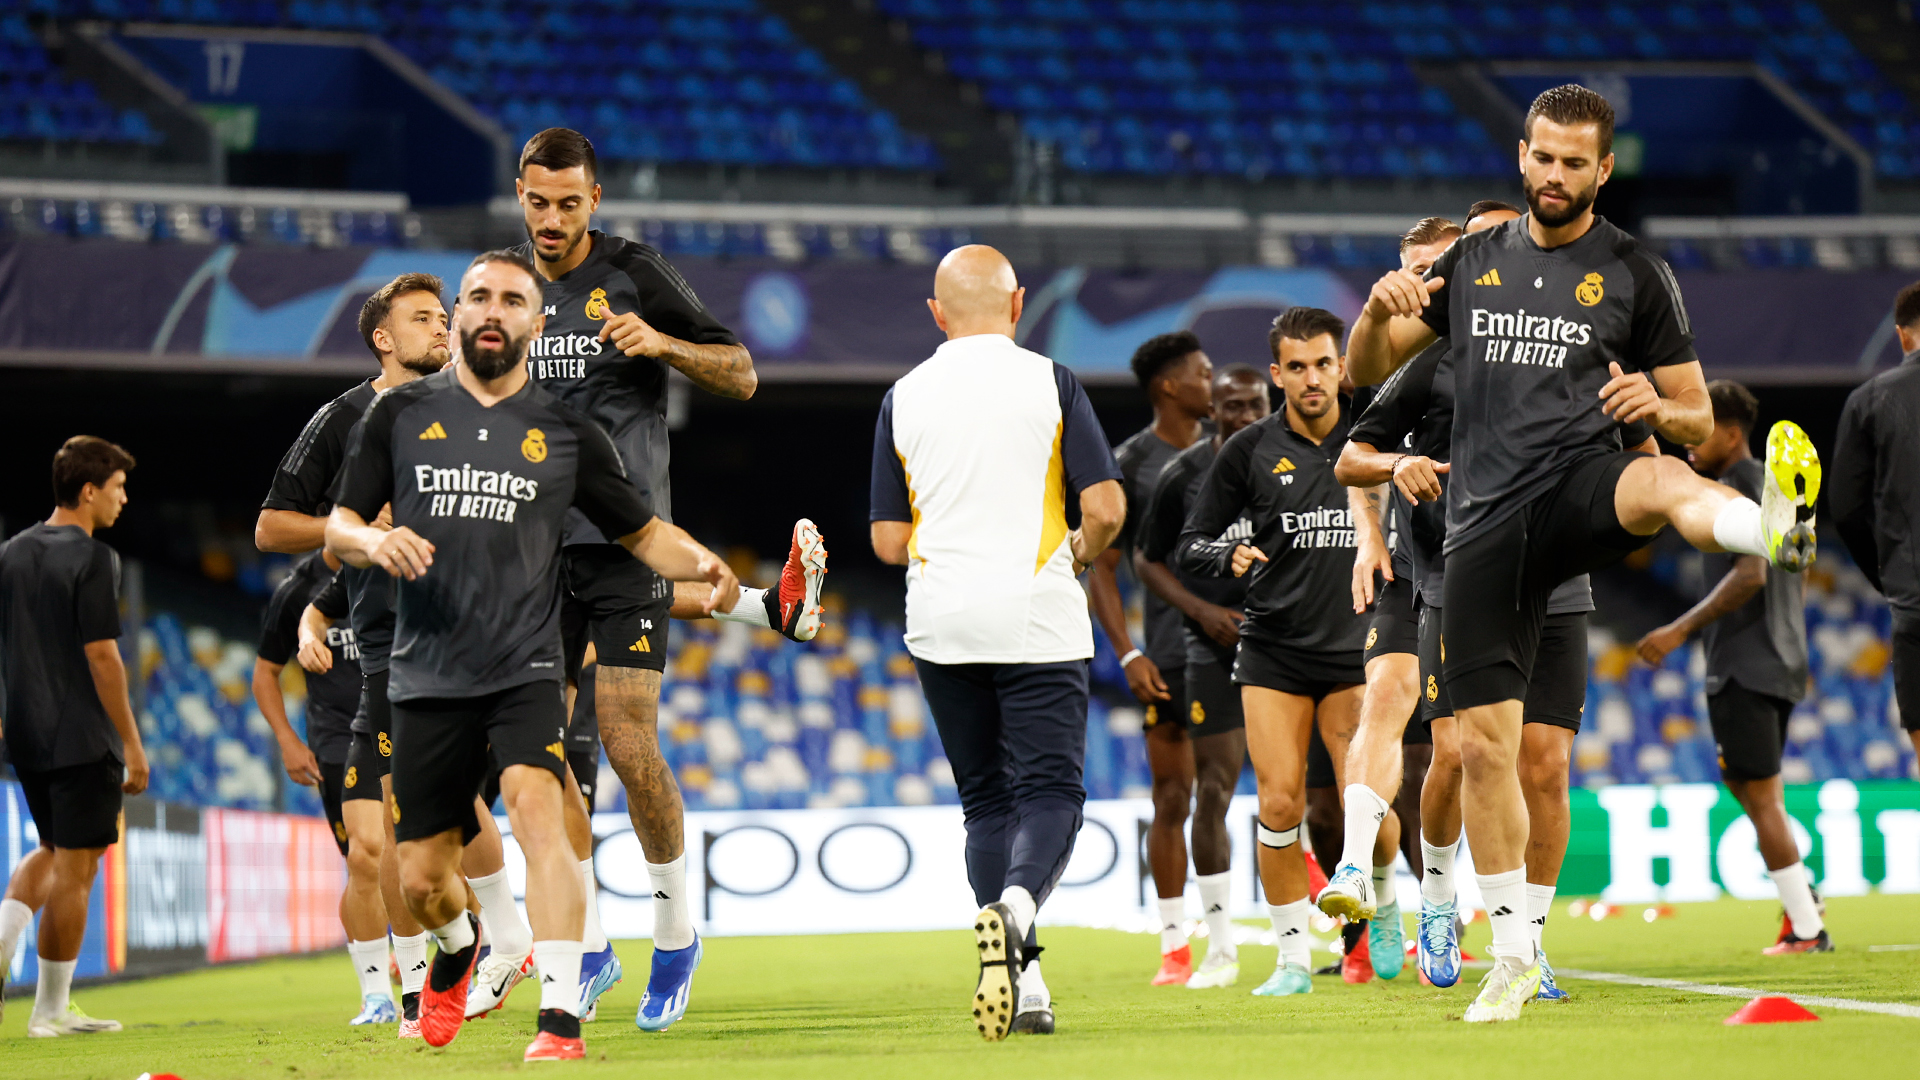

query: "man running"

left=1346, top=84, right=1820, bottom=1022
left=327, top=249, right=739, bottom=1062
left=251, top=548, right=391, bottom=1023
left=1637, top=380, right=1823, bottom=955
left=0, top=436, right=144, bottom=1037
left=1087, top=330, right=1212, bottom=985
left=510, top=128, right=827, bottom=1028
left=1136, top=362, right=1269, bottom=989
left=1174, top=307, right=1367, bottom=998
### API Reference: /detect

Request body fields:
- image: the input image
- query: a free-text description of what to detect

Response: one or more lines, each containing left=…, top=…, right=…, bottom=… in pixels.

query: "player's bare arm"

left=1600, top=360, right=1713, bottom=445
left=1070, top=479, right=1126, bottom=569
left=870, top=520, right=911, bottom=566
left=595, top=308, right=757, bottom=399
left=1345, top=270, right=1442, bottom=387
left=1136, top=552, right=1243, bottom=648
left=1336, top=437, right=1449, bottom=505
left=1635, top=554, right=1767, bottom=665
left=1346, top=484, right=1393, bottom=613
left=250, top=656, right=321, bottom=787
left=295, top=602, right=333, bottom=674
left=1088, top=547, right=1168, bottom=704
left=326, top=505, right=435, bottom=580
left=255, top=508, right=328, bottom=554
left=617, top=518, right=740, bottom=615
left=84, top=637, right=147, bottom=794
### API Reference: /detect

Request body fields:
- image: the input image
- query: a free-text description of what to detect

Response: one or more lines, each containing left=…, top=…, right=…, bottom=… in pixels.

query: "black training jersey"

left=262, top=379, right=379, bottom=519
left=1173, top=410, right=1367, bottom=657
left=1139, top=437, right=1252, bottom=665
left=1702, top=458, right=1809, bottom=702
left=1831, top=350, right=1920, bottom=619
left=1418, top=215, right=1695, bottom=552
left=257, top=552, right=360, bottom=763
left=1114, top=426, right=1188, bottom=671
left=0, top=523, right=123, bottom=772
left=333, top=367, right=656, bottom=703
left=512, top=230, right=739, bottom=536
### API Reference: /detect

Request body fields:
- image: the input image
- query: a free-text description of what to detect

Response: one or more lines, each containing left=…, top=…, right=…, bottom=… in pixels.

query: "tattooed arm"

left=596, top=312, right=759, bottom=399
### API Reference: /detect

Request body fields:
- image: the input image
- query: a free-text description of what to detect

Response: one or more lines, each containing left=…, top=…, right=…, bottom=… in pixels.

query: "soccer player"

left=1173, top=307, right=1368, bottom=998
left=1346, top=84, right=1820, bottom=1022
left=1325, top=216, right=1463, bottom=982
left=1639, top=380, right=1824, bottom=954
left=1136, top=363, right=1270, bottom=989
left=871, top=245, right=1124, bottom=1040
left=327, top=249, right=740, bottom=1061
left=1087, top=330, right=1212, bottom=985
left=1832, top=280, right=1920, bottom=764
left=252, top=548, right=393, bottom=1023
left=0, top=436, right=145, bottom=1036
left=510, top=128, right=828, bottom=1028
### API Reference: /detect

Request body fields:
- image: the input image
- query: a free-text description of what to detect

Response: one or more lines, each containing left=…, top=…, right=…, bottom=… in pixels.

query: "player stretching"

left=328, top=249, right=739, bottom=1061
left=1087, top=331, right=1212, bottom=985
left=510, top=128, right=827, bottom=1028
left=1636, top=381, right=1825, bottom=955
left=0, top=437, right=144, bottom=1036
left=1137, top=363, right=1270, bottom=988
left=252, top=549, right=390, bottom=1022
left=1174, top=308, right=1367, bottom=997
left=1347, top=84, right=1820, bottom=1022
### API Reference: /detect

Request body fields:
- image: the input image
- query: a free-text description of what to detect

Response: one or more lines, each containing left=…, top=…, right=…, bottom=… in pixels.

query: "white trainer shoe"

left=1185, top=950, right=1241, bottom=989
left=1463, top=956, right=1542, bottom=1023
left=466, top=947, right=535, bottom=1019
left=1316, top=864, right=1376, bottom=922
left=28, top=1002, right=122, bottom=1037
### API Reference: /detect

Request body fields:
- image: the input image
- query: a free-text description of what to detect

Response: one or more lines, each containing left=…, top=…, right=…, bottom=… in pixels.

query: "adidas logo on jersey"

left=419, top=422, right=448, bottom=440
left=1474, top=269, right=1502, bottom=286
left=629, top=636, right=651, bottom=653
left=1271, top=457, right=1296, bottom=474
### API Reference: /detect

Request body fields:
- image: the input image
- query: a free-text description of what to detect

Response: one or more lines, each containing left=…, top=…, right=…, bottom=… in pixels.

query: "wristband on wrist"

left=1118, top=649, right=1144, bottom=668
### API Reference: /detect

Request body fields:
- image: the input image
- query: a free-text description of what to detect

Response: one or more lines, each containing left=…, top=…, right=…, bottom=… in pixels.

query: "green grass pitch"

left=4, top=893, right=1916, bottom=1079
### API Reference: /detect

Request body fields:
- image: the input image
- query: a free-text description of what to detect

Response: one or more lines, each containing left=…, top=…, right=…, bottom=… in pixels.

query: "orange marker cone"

left=1725, top=996, right=1820, bottom=1025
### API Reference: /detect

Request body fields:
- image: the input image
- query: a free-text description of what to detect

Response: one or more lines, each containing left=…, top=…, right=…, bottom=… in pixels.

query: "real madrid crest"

left=1575, top=271, right=1604, bottom=307
left=522, top=427, right=549, bottom=463
left=585, top=287, right=609, bottom=320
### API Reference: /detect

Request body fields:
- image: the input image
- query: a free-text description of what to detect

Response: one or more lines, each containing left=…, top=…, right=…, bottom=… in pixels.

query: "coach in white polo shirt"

left=870, top=245, right=1124, bottom=1041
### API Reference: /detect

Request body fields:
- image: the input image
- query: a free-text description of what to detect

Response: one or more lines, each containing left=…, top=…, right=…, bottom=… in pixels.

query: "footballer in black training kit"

left=255, top=550, right=361, bottom=854
left=326, top=248, right=740, bottom=1063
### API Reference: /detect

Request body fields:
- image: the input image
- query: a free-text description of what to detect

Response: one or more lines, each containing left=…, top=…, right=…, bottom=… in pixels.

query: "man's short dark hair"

left=465, top=249, right=543, bottom=292
left=1214, top=363, right=1263, bottom=385
left=1524, top=84, right=1615, bottom=158
left=358, top=272, right=444, bottom=357
left=1269, top=307, right=1346, bottom=361
left=1401, top=217, right=1461, bottom=253
left=1896, top=280, right=1920, bottom=331
left=520, top=127, right=598, bottom=182
left=52, top=436, right=134, bottom=507
left=1129, top=330, right=1204, bottom=393
left=1706, top=380, right=1759, bottom=432
left=1466, top=199, right=1522, bottom=223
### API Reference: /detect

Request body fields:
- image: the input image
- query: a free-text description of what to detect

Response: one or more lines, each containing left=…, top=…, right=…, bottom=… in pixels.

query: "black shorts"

left=1140, top=666, right=1189, bottom=734
left=1894, top=616, right=1920, bottom=733
left=389, top=680, right=570, bottom=844
left=343, top=668, right=394, bottom=803
left=1306, top=723, right=1336, bottom=788
left=1183, top=655, right=1245, bottom=736
left=17, top=757, right=122, bottom=850
left=564, top=544, right=671, bottom=674
left=1707, top=683, right=1795, bottom=781
left=568, top=749, right=599, bottom=809
left=1442, top=452, right=1654, bottom=711
left=317, top=759, right=349, bottom=857
left=1233, top=640, right=1364, bottom=702
left=1365, top=575, right=1419, bottom=664
left=1418, top=598, right=1452, bottom=724
left=1525, top=613, right=1589, bottom=732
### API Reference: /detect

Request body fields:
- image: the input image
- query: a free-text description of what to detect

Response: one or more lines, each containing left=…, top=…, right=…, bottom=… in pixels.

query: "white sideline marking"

left=1554, top=967, right=1920, bottom=1019
left=1867, top=944, right=1920, bottom=953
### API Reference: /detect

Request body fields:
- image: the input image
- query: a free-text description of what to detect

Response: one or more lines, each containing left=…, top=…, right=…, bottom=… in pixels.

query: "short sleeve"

left=1628, top=250, right=1697, bottom=369
left=332, top=393, right=399, bottom=521
left=565, top=412, right=657, bottom=540
left=311, top=568, right=349, bottom=620
left=1349, top=347, right=1438, bottom=451
left=1138, top=455, right=1192, bottom=564
left=620, top=244, right=741, bottom=348
left=75, top=543, right=121, bottom=644
left=1417, top=242, right=1459, bottom=340
left=1055, top=364, right=1122, bottom=496
left=262, top=400, right=349, bottom=515
left=870, top=388, right=913, bottom=523
left=256, top=568, right=305, bottom=666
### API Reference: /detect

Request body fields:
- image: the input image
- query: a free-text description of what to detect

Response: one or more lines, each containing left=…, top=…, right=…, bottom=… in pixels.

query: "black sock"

left=538, top=1008, right=582, bottom=1039
left=428, top=919, right=478, bottom=993
left=401, top=992, right=420, bottom=1021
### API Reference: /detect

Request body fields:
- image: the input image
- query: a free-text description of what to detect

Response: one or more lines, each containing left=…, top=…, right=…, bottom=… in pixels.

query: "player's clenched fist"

left=1391, top=455, right=1450, bottom=504
left=1230, top=543, right=1268, bottom=578
left=1365, top=268, right=1445, bottom=320
left=597, top=307, right=669, bottom=358
left=371, top=526, right=435, bottom=580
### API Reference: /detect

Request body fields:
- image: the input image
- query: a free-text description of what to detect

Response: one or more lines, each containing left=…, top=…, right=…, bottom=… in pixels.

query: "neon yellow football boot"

left=1761, top=419, right=1820, bottom=572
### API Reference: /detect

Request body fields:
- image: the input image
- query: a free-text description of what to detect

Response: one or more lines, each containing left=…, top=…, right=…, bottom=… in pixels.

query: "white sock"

left=1477, top=868, right=1533, bottom=966
left=468, top=868, right=533, bottom=959
left=1197, top=871, right=1236, bottom=960
left=999, top=885, right=1037, bottom=944
left=1267, top=899, right=1313, bottom=970
left=1525, top=882, right=1557, bottom=955
left=712, top=586, right=771, bottom=628
left=1371, top=862, right=1393, bottom=904
left=393, top=930, right=433, bottom=995
left=348, top=938, right=394, bottom=1001
left=1156, top=895, right=1187, bottom=954
left=533, top=939, right=584, bottom=1016
left=1768, top=862, right=1825, bottom=938
left=0, top=897, right=31, bottom=971
left=647, top=855, right=696, bottom=951
left=33, top=957, right=75, bottom=1018
left=579, top=858, right=608, bottom=953
left=1338, top=784, right=1392, bottom=877
left=1420, top=839, right=1458, bottom=905
left=1019, top=955, right=1049, bottom=1007
left=1711, top=497, right=1768, bottom=558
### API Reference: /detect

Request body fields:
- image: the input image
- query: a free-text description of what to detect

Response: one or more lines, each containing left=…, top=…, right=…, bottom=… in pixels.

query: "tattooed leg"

left=595, top=666, right=683, bottom=862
